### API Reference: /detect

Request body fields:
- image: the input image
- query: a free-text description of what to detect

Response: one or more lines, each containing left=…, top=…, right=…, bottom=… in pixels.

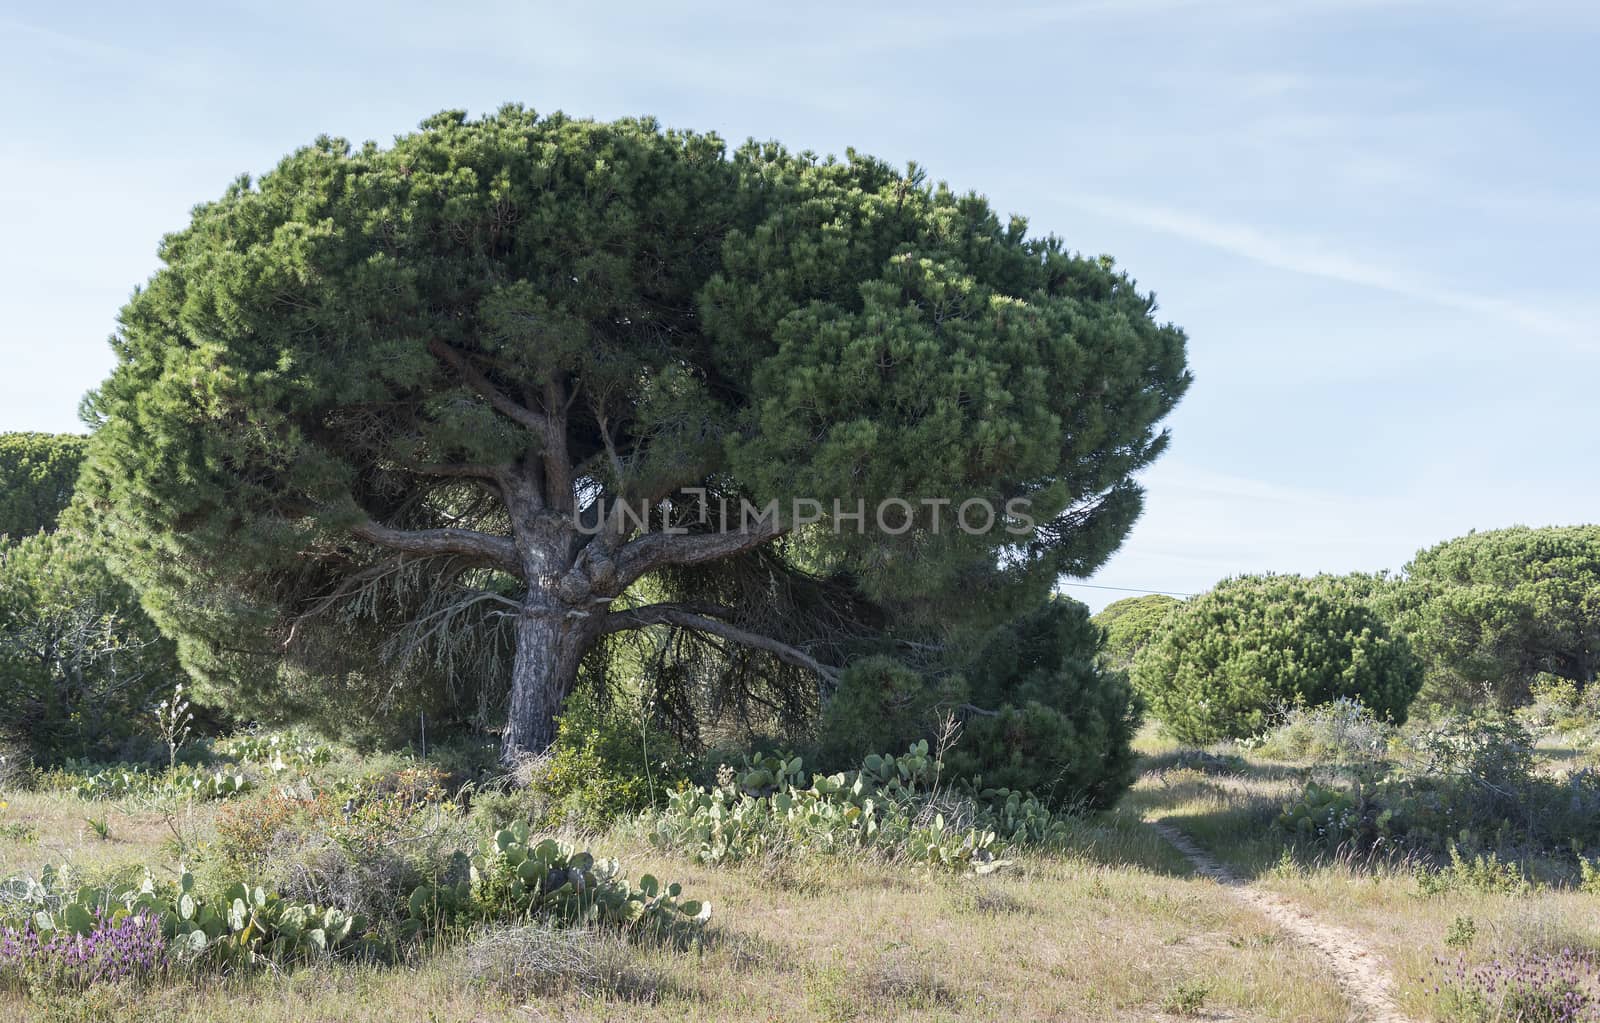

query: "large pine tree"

left=81, top=107, right=1189, bottom=762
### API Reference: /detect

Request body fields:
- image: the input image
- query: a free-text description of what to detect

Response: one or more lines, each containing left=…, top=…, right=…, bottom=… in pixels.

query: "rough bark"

left=499, top=605, right=595, bottom=764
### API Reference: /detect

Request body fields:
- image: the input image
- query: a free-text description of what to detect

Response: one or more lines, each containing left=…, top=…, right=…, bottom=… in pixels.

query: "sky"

left=1, top=0, right=1595, bottom=609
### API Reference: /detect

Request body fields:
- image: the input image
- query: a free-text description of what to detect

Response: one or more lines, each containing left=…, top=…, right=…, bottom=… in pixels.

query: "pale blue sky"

left=2, top=1, right=1595, bottom=608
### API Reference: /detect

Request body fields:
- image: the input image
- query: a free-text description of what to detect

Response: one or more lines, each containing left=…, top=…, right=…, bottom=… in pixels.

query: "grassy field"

left=1130, top=726, right=1600, bottom=1022
left=2, top=723, right=1596, bottom=1022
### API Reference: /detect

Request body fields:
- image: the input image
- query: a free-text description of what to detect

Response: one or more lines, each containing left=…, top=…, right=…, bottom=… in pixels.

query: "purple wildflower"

left=0, top=911, right=168, bottom=991
left=1434, top=949, right=1598, bottom=1023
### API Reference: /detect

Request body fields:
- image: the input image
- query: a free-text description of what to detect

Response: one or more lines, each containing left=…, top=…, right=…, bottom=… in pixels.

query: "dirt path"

left=1150, top=822, right=1417, bottom=1023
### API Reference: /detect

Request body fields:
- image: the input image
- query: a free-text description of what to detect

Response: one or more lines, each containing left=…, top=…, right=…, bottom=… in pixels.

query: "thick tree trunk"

left=499, top=608, right=593, bottom=766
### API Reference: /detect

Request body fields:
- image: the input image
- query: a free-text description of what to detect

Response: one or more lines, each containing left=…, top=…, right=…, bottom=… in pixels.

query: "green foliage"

left=949, top=600, right=1143, bottom=809
left=451, top=820, right=709, bottom=934
left=78, top=105, right=1189, bottom=748
left=1092, top=593, right=1180, bottom=671
left=1445, top=915, right=1478, bottom=948
left=163, top=872, right=364, bottom=962
left=1163, top=980, right=1211, bottom=1017
left=816, top=600, right=1142, bottom=810
left=47, top=763, right=250, bottom=801
left=0, top=531, right=185, bottom=765
left=538, top=689, right=689, bottom=830
left=1275, top=780, right=1397, bottom=851
left=1518, top=675, right=1600, bottom=741
left=1395, top=713, right=1538, bottom=790
left=648, top=741, right=1095, bottom=872
left=1, top=823, right=707, bottom=973
left=216, top=731, right=333, bottom=773
left=1580, top=857, right=1600, bottom=895
left=1134, top=573, right=1423, bottom=743
left=207, top=771, right=468, bottom=931
left=1274, top=715, right=1600, bottom=859
left=1414, top=845, right=1532, bottom=897
left=0, top=865, right=362, bottom=966
left=1245, top=698, right=1393, bottom=763
left=474, top=688, right=691, bottom=833
left=0, top=433, right=85, bottom=542
left=1388, top=526, right=1600, bottom=710
left=814, top=655, right=959, bottom=768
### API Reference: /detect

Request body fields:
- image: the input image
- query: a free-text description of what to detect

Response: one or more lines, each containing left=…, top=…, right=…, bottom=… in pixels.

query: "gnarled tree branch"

left=613, top=521, right=785, bottom=590
left=349, top=518, right=522, bottom=578
left=601, top=601, right=839, bottom=686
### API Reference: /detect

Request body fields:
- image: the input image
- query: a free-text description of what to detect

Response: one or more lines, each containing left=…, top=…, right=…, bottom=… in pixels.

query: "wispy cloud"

left=1054, top=192, right=1597, bottom=349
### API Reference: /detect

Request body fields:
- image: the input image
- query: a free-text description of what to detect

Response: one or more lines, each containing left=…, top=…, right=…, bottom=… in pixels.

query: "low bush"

left=0, top=865, right=366, bottom=974
left=1246, top=698, right=1393, bottom=763
left=1274, top=715, right=1600, bottom=862
left=1414, top=846, right=1532, bottom=897
left=814, top=656, right=956, bottom=768
left=210, top=767, right=473, bottom=931
left=650, top=741, right=1082, bottom=872
left=423, top=819, right=708, bottom=938
left=815, top=600, right=1143, bottom=810
left=1275, top=780, right=1397, bottom=853
left=950, top=600, right=1145, bottom=810
left=39, top=762, right=251, bottom=802
left=0, top=817, right=707, bottom=990
left=1519, top=676, right=1600, bottom=744
left=480, top=688, right=692, bottom=834
left=1134, top=573, right=1422, bottom=743
left=216, top=732, right=332, bottom=774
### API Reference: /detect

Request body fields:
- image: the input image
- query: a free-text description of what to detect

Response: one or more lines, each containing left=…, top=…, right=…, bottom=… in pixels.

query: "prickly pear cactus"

left=467, top=821, right=709, bottom=932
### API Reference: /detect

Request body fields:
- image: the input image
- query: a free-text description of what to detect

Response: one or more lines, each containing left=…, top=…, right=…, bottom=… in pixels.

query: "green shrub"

left=815, top=656, right=957, bottom=768
left=476, top=687, right=691, bottom=834
left=648, top=741, right=1089, bottom=872
left=817, top=600, right=1142, bottom=810
left=210, top=771, right=473, bottom=930
left=1414, top=846, right=1532, bottom=897
left=1274, top=715, right=1600, bottom=860
left=1091, top=594, right=1180, bottom=671
left=1134, top=573, right=1423, bottom=743
left=1518, top=675, right=1600, bottom=742
left=1247, top=698, right=1393, bottom=763
left=39, top=762, right=250, bottom=802
left=1445, top=915, right=1478, bottom=948
left=0, top=821, right=707, bottom=975
left=0, top=432, right=85, bottom=542
left=0, top=865, right=363, bottom=968
left=443, top=820, right=708, bottom=936
left=0, top=531, right=186, bottom=765
left=1386, top=526, right=1600, bottom=711
left=948, top=600, right=1143, bottom=809
left=1275, top=779, right=1397, bottom=852
left=216, top=732, right=332, bottom=774
left=1163, top=980, right=1211, bottom=1017
left=1580, top=857, right=1600, bottom=895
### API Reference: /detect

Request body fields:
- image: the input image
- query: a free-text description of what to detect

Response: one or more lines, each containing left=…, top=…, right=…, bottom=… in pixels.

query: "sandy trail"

left=1150, top=822, right=1417, bottom=1023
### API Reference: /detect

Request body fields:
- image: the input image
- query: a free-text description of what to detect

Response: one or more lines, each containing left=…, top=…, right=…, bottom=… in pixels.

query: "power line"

left=1057, top=581, right=1196, bottom=598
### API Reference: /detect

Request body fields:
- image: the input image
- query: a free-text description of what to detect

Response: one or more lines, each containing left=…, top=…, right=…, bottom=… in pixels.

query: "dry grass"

left=1129, top=722, right=1600, bottom=1022
left=0, top=788, right=219, bottom=880
left=0, top=772, right=1356, bottom=1023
